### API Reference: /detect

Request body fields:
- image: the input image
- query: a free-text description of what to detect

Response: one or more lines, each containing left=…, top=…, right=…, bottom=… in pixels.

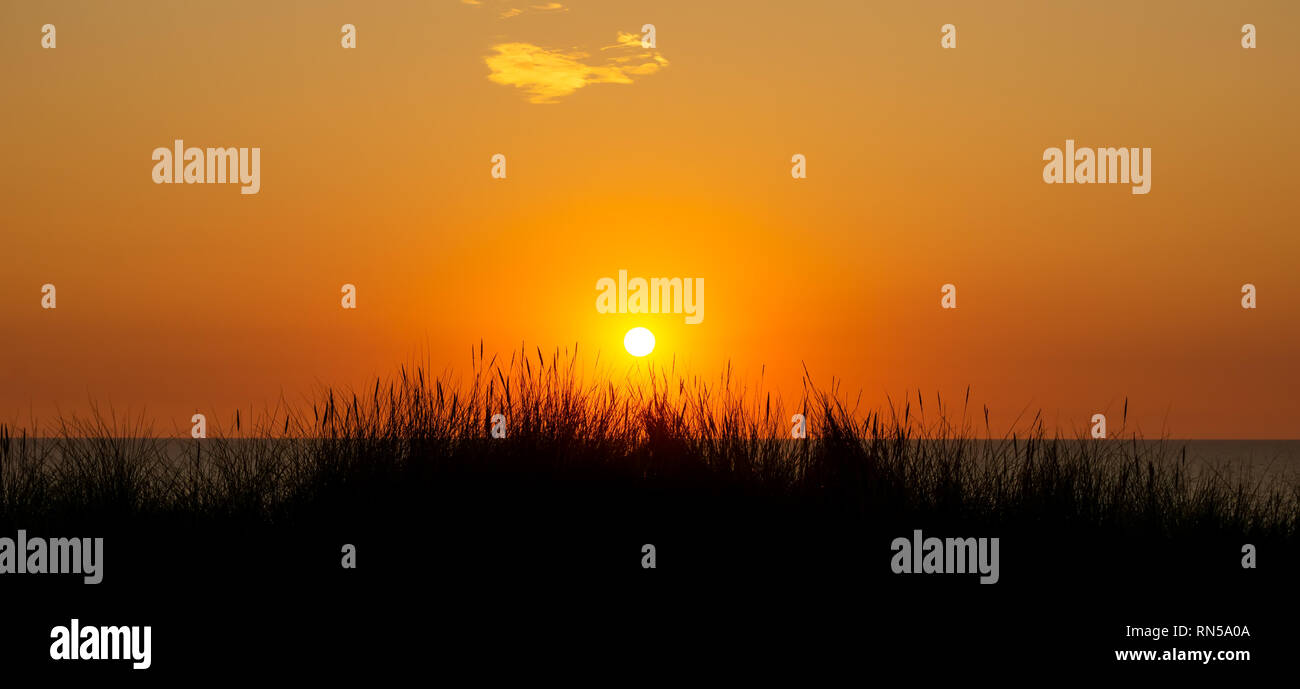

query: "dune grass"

left=0, top=345, right=1296, bottom=544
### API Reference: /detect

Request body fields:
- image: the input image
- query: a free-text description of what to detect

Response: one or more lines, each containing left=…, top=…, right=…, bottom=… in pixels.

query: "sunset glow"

left=2, top=1, right=1297, bottom=438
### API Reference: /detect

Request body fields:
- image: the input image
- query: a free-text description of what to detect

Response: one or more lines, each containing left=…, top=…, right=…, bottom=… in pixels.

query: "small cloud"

left=485, top=32, right=668, bottom=103
left=495, top=2, right=567, bottom=19
left=601, top=32, right=643, bottom=51
left=464, top=0, right=567, bottom=19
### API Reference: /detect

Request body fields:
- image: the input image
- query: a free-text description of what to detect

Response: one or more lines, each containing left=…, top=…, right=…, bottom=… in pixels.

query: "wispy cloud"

left=485, top=31, right=667, bottom=103
left=473, top=1, right=569, bottom=20
left=600, top=31, right=643, bottom=51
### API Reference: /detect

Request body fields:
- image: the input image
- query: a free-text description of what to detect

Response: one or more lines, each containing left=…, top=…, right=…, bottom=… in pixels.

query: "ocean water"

left=4, top=437, right=1299, bottom=485
left=1143, top=439, right=1300, bottom=483
left=895, top=439, right=1300, bottom=484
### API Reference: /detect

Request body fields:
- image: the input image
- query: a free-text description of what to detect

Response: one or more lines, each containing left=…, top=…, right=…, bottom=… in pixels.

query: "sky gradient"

left=3, top=0, right=1298, bottom=438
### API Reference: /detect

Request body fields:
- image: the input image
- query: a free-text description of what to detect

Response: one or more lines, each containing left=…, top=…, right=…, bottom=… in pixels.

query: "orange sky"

left=2, top=0, right=1298, bottom=438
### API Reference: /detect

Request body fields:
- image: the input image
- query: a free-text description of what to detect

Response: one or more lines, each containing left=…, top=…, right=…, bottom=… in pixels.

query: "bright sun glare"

left=624, top=327, right=655, bottom=357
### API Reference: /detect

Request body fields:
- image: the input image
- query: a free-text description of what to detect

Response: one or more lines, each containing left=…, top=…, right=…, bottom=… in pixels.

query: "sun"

left=623, top=327, right=655, bottom=357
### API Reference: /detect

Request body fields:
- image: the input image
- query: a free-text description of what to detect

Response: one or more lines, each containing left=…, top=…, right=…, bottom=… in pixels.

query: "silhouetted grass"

left=1, top=344, right=1296, bottom=545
